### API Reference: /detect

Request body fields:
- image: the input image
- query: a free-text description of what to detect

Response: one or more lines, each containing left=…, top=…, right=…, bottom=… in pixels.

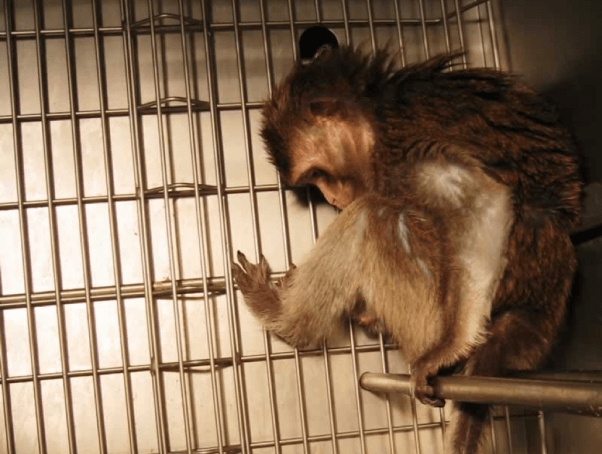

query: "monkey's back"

left=370, top=57, right=582, bottom=370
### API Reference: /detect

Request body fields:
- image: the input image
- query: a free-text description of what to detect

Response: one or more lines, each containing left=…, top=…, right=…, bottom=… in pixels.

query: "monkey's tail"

left=446, top=402, right=489, bottom=454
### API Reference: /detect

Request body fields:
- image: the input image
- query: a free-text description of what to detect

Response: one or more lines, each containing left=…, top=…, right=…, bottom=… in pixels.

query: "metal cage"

left=0, top=0, right=583, bottom=453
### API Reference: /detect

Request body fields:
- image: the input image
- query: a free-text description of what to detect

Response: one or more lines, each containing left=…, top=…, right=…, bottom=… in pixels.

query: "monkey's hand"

left=275, top=263, right=297, bottom=292
left=232, top=251, right=282, bottom=324
left=410, top=358, right=446, bottom=408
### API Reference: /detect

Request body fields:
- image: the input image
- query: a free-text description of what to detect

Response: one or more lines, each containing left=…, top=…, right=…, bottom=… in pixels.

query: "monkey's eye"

left=306, top=168, right=329, bottom=182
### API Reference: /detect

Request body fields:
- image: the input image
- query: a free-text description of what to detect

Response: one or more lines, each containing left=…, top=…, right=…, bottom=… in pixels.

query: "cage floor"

left=0, top=0, right=547, bottom=453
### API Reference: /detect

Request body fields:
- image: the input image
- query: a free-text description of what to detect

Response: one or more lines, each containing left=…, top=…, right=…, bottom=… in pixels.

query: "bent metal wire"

left=0, top=1, right=559, bottom=453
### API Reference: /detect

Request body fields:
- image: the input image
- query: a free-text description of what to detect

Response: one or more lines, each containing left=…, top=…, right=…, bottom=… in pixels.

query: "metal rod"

left=175, top=0, right=227, bottom=451
left=198, top=0, right=253, bottom=451
left=360, top=373, right=602, bottom=416
left=453, top=0, right=468, bottom=67
left=0, top=0, right=494, bottom=41
left=144, top=0, right=198, bottom=450
left=88, top=0, right=139, bottom=451
left=0, top=311, right=15, bottom=453
left=258, top=0, right=289, bottom=451
left=119, top=0, right=170, bottom=450
left=3, top=1, right=44, bottom=452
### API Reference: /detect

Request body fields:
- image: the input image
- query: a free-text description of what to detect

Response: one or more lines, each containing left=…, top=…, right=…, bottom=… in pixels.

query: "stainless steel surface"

left=0, top=0, right=546, bottom=453
left=360, top=373, right=602, bottom=417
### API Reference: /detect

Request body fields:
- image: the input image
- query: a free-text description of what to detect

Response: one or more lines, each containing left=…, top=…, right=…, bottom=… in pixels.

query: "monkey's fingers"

left=410, top=366, right=446, bottom=408
left=415, top=385, right=445, bottom=408
left=258, top=254, right=271, bottom=276
left=232, top=263, right=252, bottom=290
left=234, top=251, right=274, bottom=291
left=275, top=262, right=298, bottom=291
left=236, top=250, right=252, bottom=271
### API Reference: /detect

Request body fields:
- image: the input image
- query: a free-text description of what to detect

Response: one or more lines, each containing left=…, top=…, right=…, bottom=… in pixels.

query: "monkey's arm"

left=233, top=203, right=362, bottom=348
left=233, top=195, right=439, bottom=349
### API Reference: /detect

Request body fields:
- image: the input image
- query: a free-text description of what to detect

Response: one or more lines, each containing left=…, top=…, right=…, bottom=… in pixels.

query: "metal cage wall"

left=0, top=0, right=551, bottom=453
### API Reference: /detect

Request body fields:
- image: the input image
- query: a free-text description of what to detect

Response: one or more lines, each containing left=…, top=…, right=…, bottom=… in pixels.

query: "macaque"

left=233, top=46, right=582, bottom=453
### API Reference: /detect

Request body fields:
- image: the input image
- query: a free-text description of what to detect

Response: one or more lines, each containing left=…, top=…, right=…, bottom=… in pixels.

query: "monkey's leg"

left=445, top=311, right=542, bottom=454
left=446, top=301, right=570, bottom=454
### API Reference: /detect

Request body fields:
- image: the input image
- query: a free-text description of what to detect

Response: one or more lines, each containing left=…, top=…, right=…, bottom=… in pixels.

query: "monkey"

left=232, top=46, right=582, bottom=454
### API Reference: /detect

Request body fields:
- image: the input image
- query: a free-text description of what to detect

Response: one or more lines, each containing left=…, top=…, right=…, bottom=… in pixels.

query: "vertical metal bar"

left=300, top=189, right=342, bottom=454
left=229, top=0, right=261, bottom=295
left=489, top=410, right=498, bottom=453
left=417, top=0, right=430, bottom=59
left=365, top=0, right=376, bottom=51
left=281, top=2, right=313, bottom=453
left=475, top=3, right=488, bottom=66
left=307, top=3, right=356, bottom=452
left=199, top=0, right=253, bottom=451
left=320, top=342, right=340, bottom=454
left=339, top=0, right=350, bottom=44
left=286, top=0, right=298, bottom=59
left=84, top=0, right=139, bottom=451
left=14, top=0, right=66, bottom=452
left=292, top=345, right=310, bottom=454
left=366, top=3, right=397, bottom=452
left=438, top=404, right=446, bottom=444
left=0, top=311, right=15, bottom=453
left=256, top=0, right=291, bottom=451
left=409, top=375, right=423, bottom=454
left=392, top=0, right=406, bottom=65
left=314, top=0, right=321, bottom=22
left=348, top=320, right=367, bottom=454
left=2, top=1, right=48, bottom=452
left=504, top=407, right=514, bottom=453
left=348, top=7, right=381, bottom=451
left=453, top=0, right=468, bottom=67
left=36, top=1, right=88, bottom=453
left=119, top=0, right=170, bottom=451
left=304, top=188, right=341, bottom=453
left=30, top=0, right=108, bottom=451
left=174, top=1, right=226, bottom=452
left=486, top=1, right=501, bottom=69
left=539, top=411, right=548, bottom=454
left=4, top=4, right=49, bottom=453
left=376, top=345, right=395, bottom=453
left=143, top=0, right=196, bottom=451
left=439, top=0, right=452, bottom=53
left=408, top=3, right=430, bottom=447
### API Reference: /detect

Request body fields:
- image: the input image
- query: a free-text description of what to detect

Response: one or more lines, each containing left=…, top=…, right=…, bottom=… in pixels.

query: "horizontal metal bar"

left=0, top=344, right=398, bottom=386
left=0, top=10, right=490, bottom=43
left=0, top=183, right=281, bottom=212
left=0, top=100, right=264, bottom=125
left=360, top=372, right=602, bottom=417
left=0, top=276, right=227, bottom=307
left=167, top=413, right=477, bottom=454
left=0, top=0, right=491, bottom=43
left=0, top=358, right=235, bottom=384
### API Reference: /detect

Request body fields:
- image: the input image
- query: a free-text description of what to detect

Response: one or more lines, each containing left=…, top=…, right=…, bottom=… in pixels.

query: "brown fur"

left=233, top=46, right=582, bottom=454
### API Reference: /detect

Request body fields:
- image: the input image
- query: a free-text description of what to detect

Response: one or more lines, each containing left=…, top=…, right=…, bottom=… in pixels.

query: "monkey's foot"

left=410, top=360, right=446, bottom=408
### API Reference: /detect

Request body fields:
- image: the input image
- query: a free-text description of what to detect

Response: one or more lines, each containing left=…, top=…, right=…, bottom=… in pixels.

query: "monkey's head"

left=260, top=46, right=395, bottom=209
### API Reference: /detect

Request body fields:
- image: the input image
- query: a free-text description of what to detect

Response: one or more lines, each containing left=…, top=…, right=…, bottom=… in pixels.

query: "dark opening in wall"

left=299, top=26, right=339, bottom=61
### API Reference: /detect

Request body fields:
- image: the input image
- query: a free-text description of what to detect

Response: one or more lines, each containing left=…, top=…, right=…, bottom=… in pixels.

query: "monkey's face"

left=285, top=115, right=375, bottom=209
